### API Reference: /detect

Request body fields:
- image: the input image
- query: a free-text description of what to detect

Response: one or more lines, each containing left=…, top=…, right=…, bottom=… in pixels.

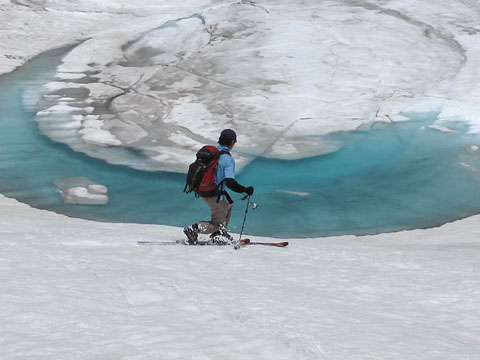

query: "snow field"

left=1, top=194, right=479, bottom=359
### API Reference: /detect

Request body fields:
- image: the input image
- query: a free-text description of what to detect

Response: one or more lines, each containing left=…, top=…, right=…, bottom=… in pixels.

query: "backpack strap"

left=219, top=149, right=231, bottom=157
left=217, top=190, right=233, bottom=204
left=214, top=150, right=233, bottom=203
left=215, top=178, right=234, bottom=204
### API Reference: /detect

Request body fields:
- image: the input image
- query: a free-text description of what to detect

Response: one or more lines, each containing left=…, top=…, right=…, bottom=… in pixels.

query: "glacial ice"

left=31, top=0, right=470, bottom=173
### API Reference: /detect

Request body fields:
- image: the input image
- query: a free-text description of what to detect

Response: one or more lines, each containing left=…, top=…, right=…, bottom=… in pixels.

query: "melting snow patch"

left=428, top=124, right=458, bottom=133
left=276, top=189, right=310, bottom=197
left=58, top=186, right=109, bottom=205
left=55, top=72, right=86, bottom=80
left=55, top=177, right=109, bottom=205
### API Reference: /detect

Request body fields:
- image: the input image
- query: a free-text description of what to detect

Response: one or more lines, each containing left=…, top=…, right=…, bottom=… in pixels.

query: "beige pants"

left=197, top=197, right=233, bottom=234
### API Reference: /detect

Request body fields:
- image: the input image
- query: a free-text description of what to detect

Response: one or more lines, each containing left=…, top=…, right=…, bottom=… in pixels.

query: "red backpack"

left=184, top=145, right=230, bottom=197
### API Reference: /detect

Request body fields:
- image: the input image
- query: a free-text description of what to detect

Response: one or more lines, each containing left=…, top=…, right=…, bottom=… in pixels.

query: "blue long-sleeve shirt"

left=215, top=145, right=235, bottom=189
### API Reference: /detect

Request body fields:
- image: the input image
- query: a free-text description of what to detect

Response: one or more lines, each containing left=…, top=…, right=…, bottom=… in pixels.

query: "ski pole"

left=238, top=195, right=251, bottom=242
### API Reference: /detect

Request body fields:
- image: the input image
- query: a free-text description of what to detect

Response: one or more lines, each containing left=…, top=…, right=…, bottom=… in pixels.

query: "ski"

left=137, top=239, right=251, bottom=246
left=137, top=240, right=187, bottom=246
left=137, top=239, right=289, bottom=247
left=246, top=241, right=289, bottom=247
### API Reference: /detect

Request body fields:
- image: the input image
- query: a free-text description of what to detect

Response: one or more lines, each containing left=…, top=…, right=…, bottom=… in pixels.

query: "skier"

left=183, top=129, right=254, bottom=244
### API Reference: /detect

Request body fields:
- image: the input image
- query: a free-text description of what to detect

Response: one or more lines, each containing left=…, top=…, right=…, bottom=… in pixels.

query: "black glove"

left=244, top=186, right=254, bottom=196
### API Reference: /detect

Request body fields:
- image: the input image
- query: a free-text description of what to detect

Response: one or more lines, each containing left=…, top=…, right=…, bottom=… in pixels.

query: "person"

left=183, top=129, right=254, bottom=244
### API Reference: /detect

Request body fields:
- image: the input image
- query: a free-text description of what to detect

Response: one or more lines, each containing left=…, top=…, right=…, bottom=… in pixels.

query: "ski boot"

left=209, top=230, right=234, bottom=245
left=183, top=224, right=199, bottom=245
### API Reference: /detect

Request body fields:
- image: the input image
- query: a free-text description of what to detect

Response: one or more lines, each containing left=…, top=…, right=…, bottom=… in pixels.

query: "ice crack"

left=174, top=64, right=270, bottom=100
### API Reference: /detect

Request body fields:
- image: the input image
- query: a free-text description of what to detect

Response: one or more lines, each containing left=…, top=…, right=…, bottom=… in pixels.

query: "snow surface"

left=16, top=0, right=480, bottom=172
left=1, top=193, right=480, bottom=359
left=5, top=0, right=480, bottom=172
left=2, top=0, right=480, bottom=358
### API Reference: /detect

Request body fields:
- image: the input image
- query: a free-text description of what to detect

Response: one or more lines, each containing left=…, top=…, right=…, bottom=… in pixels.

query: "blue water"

left=2, top=47, right=480, bottom=238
